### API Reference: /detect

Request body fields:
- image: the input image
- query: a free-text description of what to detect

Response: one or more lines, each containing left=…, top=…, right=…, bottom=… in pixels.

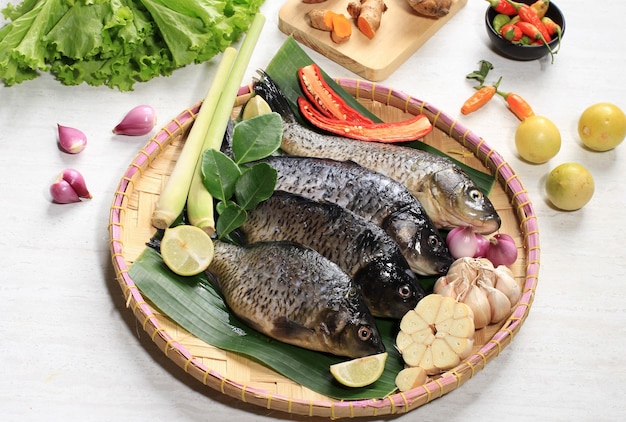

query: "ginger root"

left=347, top=0, right=388, bottom=40
left=407, top=0, right=452, bottom=18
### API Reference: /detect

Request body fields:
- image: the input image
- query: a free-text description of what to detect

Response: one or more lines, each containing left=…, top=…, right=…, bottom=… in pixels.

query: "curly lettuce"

left=0, top=0, right=264, bottom=90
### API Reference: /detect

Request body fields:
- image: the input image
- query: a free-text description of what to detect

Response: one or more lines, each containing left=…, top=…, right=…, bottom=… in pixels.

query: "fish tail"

left=253, top=71, right=297, bottom=124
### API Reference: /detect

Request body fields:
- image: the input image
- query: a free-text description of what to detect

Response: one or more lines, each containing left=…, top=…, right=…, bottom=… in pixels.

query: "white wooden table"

left=1, top=1, right=624, bottom=420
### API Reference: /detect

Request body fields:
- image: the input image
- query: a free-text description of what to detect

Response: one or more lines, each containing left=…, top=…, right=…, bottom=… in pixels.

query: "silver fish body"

left=207, top=240, right=385, bottom=358
left=253, top=73, right=501, bottom=235
left=240, top=190, right=425, bottom=318
left=258, top=155, right=452, bottom=275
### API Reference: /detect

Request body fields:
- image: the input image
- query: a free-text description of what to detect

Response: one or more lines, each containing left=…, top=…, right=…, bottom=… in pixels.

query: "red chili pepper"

left=500, top=23, right=522, bottom=42
left=297, top=96, right=433, bottom=143
left=485, top=0, right=520, bottom=16
left=497, top=91, right=535, bottom=121
left=460, top=77, right=502, bottom=115
left=515, top=21, right=546, bottom=42
left=514, top=21, right=555, bottom=62
left=296, top=63, right=433, bottom=142
left=517, top=4, right=551, bottom=42
left=298, top=64, right=373, bottom=124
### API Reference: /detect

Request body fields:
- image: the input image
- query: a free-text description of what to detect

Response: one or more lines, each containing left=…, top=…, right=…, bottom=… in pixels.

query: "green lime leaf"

left=201, top=149, right=241, bottom=202
left=232, top=112, right=283, bottom=164
left=215, top=201, right=247, bottom=238
left=234, top=163, right=277, bottom=210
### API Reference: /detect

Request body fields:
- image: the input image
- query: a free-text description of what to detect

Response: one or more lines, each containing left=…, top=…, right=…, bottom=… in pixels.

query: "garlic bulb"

left=433, top=257, right=521, bottom=329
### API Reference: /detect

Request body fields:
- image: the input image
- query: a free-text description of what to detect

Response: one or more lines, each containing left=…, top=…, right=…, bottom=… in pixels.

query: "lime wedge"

left=329, top=352, right=388, bottom=388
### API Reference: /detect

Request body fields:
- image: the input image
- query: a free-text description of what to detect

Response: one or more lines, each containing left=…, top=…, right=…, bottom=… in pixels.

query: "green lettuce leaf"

left=0, top=0, right=265, bottom=90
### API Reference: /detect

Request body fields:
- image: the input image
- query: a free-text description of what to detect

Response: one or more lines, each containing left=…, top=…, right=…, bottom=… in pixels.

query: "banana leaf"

left=131, top=246, right=403, bottom=400
left=264, top=37, right=495, bottom=194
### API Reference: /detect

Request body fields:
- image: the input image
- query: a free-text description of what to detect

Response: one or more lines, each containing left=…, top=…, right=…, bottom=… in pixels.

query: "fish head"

left=317, top=289, right=386, bottom=358
left=431, top=167, right=501, bottom=235
left=382, top=209, right=454, bottom=275
left=353, top=255, right=426, bottom=319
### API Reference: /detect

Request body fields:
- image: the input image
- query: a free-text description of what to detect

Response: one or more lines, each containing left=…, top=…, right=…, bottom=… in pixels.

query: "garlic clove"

left=484, top=285, right=512, bottom=324
left=494, top=265, right=522, bottom=305
left=112, top=105, right=157, bottom=136
left=463, top=285, right=491, bottom=330
left=57, top=124, right=87, bottom=154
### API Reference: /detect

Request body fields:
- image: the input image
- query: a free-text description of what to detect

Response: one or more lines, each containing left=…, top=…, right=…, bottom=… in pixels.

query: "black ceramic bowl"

left=485, top=0, right=565, bottom=61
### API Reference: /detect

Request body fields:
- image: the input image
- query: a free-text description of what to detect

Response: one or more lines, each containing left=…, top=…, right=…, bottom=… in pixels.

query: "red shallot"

left=112, top=105, right=157, bottom=135
left=475, top=232, right=490, bottom=257
left=57, top=124, right=87, bottom=154
left=446, top=226, right=478, bottom=259
left=485, top=233, right=518, bottom=267
left=49, top=168, right=92, bottom=204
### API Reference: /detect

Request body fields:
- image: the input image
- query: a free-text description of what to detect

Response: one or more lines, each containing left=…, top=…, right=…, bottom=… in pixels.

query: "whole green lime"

left=515, top=115, right=561, bottom=164
left=578, top=102, right=626, bottom=151
left=545, top=163, right=594, bottom=211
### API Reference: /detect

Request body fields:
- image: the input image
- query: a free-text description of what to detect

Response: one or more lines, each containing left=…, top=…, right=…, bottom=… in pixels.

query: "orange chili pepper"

left=461, top=77, right=501, bottom=115
left=498, top=90, right=535, bottom=121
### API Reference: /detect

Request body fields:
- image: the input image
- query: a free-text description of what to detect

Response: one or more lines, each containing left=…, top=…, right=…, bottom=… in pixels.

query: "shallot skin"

left=112, top=105, right=157, bottom=136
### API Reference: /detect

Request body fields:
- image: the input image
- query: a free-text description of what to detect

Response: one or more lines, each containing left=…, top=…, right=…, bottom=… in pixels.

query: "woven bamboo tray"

left=109, top=79, right=540, bottom=418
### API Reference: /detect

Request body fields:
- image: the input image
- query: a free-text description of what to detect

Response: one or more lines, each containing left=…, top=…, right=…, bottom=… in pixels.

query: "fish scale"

left=239, top=190, right=425, bottom=318
left=207, top=240, right=385, bottom=358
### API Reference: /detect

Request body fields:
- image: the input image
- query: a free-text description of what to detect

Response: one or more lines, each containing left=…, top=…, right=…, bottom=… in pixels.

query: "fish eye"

left=358, top=326, right=372, bottom=341
left=427, top=234, right=442, bottom=249
left=469, top=188, right=483, bottom=202
left=397, top=283, right=414, bottom=299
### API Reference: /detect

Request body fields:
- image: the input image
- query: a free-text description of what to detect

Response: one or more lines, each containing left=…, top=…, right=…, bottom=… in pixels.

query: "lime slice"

left=242, top=95, right=272, bottom=120
left=329, top=352, right=388, bottom=388
left=160, top=225, right=215, bottom=276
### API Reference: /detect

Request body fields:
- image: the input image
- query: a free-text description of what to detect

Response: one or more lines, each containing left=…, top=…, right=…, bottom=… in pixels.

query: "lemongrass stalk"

left=150, top=47, right=237, bottom=229
left=187, top=13, right=266, bottom=234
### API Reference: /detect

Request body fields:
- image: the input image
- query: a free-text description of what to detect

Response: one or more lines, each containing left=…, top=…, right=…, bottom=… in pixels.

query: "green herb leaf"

left=466, top=60, right=494, bottom=86
left=201, top=149, right=241, bottom=202
left=215, top=201, right=247, bottom=239
left=232, top=112, right=283, bottom=164
left=234, top=163, right=277, bottom=210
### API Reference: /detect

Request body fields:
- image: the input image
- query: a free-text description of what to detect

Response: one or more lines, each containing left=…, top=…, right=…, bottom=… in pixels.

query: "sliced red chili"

left=297, top=96, right=433, bottom=143
left=298, top=64, right=373, bottom=124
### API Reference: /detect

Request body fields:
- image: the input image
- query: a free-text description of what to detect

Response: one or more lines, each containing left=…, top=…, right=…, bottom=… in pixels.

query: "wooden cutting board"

left=278, top=0, right=467, bottom=81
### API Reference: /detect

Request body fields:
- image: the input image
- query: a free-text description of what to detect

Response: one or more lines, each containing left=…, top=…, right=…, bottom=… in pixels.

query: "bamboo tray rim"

left=108, top=78, right=540, bottom=418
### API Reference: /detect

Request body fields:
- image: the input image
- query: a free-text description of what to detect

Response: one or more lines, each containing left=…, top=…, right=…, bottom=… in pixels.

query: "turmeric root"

left=330, top=13, right=352, bottom=44
left=407, top=0, right=452, bottom=18
left=347, top=0, right=388, bottom=40
left=308, top=9, right=352, bottom=44
left=308, top=9, right=336, bottom=31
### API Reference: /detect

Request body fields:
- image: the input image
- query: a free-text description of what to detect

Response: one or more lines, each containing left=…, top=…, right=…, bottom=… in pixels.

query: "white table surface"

left=2, top=1, right=625, bottom=421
